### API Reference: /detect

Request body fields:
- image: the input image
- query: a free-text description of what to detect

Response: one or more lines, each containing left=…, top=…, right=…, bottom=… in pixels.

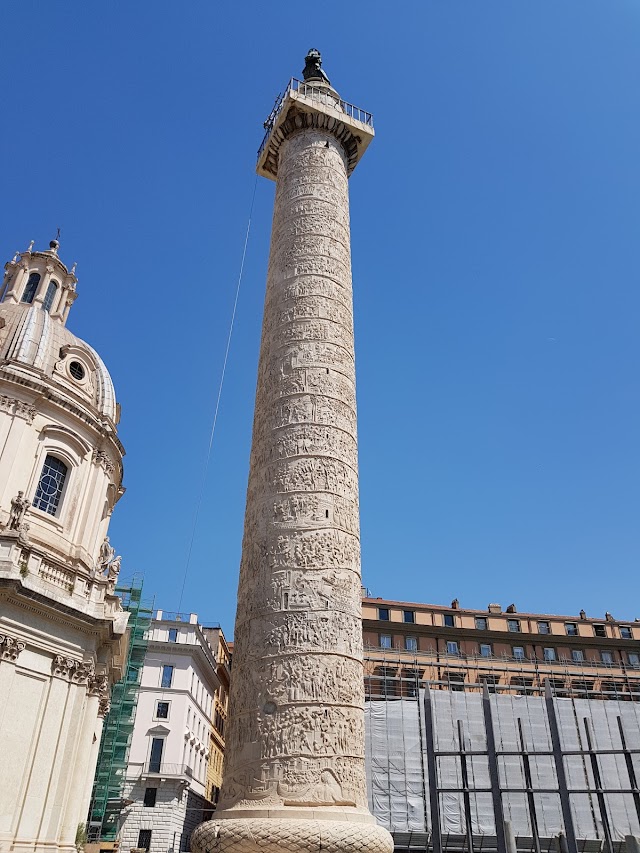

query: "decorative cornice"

left=52, top=654, right=95, bottom=683
left=88, top=671, right=111, bottom=717
left=0, top=632, right=26, bottom=661
left=93, top=449, right=115, bottom=476
left=0, top=394, right=36, bottom=424
left=0, top=369, right=125, bottom=457
left=73, top=659, right=96, bottom=684
left=261, top=108, right=360, bottom=179
left=52, top=654, right=79, bottom=678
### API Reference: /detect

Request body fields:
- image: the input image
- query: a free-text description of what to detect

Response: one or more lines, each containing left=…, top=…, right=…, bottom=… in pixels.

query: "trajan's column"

left=192, top=51, right=393, bottom=853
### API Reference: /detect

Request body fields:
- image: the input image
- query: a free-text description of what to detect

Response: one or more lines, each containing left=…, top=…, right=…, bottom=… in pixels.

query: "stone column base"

left=190, top=818, right=394, bottom=853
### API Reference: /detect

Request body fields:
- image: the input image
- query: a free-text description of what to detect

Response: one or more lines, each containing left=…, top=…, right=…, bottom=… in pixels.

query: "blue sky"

left=2, top=2, right=639, bottom=634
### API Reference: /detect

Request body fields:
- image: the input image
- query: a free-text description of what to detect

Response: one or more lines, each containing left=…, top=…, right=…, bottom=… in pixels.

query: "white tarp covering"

left=364, top=690, right=640, bottom=841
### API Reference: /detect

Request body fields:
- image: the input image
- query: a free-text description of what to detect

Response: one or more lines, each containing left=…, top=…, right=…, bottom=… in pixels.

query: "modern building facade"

left=118, top=611, right=219, bottom=853
left=0, top=239, right=129, bottom=853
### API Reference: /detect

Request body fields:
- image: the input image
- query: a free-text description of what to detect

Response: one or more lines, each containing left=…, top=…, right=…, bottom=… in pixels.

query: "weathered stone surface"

left=192, top=88, right=391, bottom=853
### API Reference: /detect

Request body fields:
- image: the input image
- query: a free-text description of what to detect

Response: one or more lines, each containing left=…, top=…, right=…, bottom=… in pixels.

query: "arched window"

left=33, top=454, right=68, bottom=515
left=21, top=273, right=41, bottom=304
left=42, top=280, right=58, bottom=312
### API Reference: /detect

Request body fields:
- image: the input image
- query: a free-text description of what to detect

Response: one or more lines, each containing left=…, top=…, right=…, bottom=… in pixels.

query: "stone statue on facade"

left=99, top=536, right=115, bottom=571
left=8, top=491, right=29, bottom=530
left=105, top=555, right=121, bottom=594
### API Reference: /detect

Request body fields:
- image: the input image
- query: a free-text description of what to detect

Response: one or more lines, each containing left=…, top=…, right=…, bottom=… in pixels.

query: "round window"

left=69, top=361, right=85, bottom=381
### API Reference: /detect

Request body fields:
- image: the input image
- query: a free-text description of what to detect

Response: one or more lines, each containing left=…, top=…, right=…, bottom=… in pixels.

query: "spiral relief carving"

left=192, top=75, right=391, bottom=853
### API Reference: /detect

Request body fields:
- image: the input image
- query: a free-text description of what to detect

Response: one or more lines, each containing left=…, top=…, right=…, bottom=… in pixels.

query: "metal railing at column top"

left=258, top=78, right=374, bottom=158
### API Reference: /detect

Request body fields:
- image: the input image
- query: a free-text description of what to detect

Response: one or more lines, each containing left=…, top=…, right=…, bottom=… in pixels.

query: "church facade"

left=0, top=239, right=129, bottom=853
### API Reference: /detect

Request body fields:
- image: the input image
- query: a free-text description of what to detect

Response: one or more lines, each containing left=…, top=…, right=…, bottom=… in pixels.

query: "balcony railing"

left=258, top=77, right=374, bottom=159
left=139, top=763, right=193, bottom=778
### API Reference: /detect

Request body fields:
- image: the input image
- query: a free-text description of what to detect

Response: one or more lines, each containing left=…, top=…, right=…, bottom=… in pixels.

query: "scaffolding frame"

left=364, top=651, right=640, bottom=853
left=88, top=575, right=154, bottom=841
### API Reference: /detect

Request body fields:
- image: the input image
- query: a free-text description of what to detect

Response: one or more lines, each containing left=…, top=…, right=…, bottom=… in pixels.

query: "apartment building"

left=203, top=627, right=230, bottom=804
left=363, top=597, right=640, bottom=697
left=118, top=611, right=219, bottom=853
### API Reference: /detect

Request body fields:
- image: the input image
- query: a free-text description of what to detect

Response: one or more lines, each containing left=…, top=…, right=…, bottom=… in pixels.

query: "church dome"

left=0, top=242, right=118, bottom=424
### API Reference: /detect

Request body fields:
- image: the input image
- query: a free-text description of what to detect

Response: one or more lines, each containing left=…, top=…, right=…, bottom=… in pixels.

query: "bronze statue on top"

left=303, top=48, right=331, bottom=85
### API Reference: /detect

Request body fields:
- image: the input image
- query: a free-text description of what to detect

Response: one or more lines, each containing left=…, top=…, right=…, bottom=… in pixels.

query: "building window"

left=572, top=679, right=593, bottom=694
left=479, top=643, right=492, bottom=658
left=565, top=623, right=578, bottom=636
left=480, top=674, right=499, bottom=693
left=571, top=649, right=584, bottom=663
left=601, top=650, right=614, bottom=665
left=549, top=677, right=568, bottom=697
left=628, top=653, right=640, bottom=667
left=537, top=621, right=550, bottom=634
left=138, top=830, right=152, bottom=851
left=543, top=647, right=557, bottom=662
left=21, top=272, right=40, bottom=303
left=402, top=668, right=420, bottom=698
left=161, top=665, right=174, bottom=688
left=475, top=617, right=488, bottom=631
left=593, top=624, right=607, bottom=638
left=168, top=628, right=178, bottom=642
left=143, top=787, right=157, bottom=807
left=42, top=280, right=58, bottom=312
left=507, top=619, right=521, bottom=633
left=444, top=671, right=465, bottom=692
left=446, top=640, right=459, bottom=655
left=443, top=614, right=455, bottom=628
left=620, top=626, right=633, bottom=640
left=379, top=634, right=392, bottom=649
left=512, top=646, right=525, bottom=660
left=155, top=701, right=170, bottom=720
left=378, top=607, right=390, bottom=621
left=403, top=610, right=415, bottom=624
left=149, top=738, right=164, bottom=773
left=405, top=636, right=417, bottom=651
left=512, top=676, right=534, bottom=695
left=69, top=361, right=85, bottom=381
left=33, top=454, right=68, bottom=516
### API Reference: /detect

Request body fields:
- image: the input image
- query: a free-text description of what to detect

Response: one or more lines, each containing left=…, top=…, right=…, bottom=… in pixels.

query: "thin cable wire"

left=176, top=176, right=259, bottom=612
